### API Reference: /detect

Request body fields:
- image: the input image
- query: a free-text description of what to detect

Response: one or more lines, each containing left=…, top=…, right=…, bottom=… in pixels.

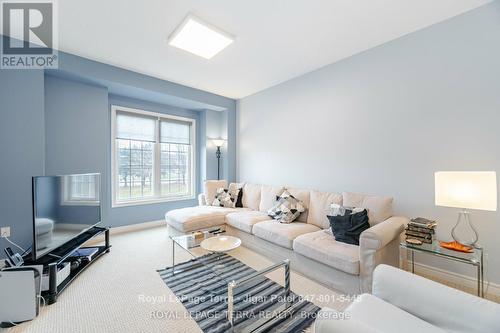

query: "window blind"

left=160, top=120, right=191, bottom=144
left=116, top=112, right=156, bottom=142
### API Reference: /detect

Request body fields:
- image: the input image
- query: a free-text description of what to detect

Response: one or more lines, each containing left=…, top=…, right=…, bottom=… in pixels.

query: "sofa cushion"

left=293, top=230, right=360, bottom=275
left=252, top=220, right=320, bottom=249
left=345, top=294, right=446, bottom=333
left=226, top=211, right=273, bottom=234
left=259, top=185, right=285, bottom=212
left=35, top=218, right=54, bottom=235
left=242, top=183, right=261, bottom=210
left=286, top=187, right=310, bottom=222
left=342, top=192, right=393, bottom=225
left=307, top=190, right=343, bottom=229
left=165, top=206, right=249, bottom=232
left=204, top=180, right=228, bottom=205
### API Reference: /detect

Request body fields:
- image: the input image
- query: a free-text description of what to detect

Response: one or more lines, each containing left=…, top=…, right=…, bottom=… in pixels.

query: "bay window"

left=111, top=106, right=195, bottom=206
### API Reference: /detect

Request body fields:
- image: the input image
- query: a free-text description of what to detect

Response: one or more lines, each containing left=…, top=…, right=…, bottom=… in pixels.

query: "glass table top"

left=169, top=228, right=291, bottom=331
left=400, top=241, right=482, bottom=265
left=170, top=226, right=241, bottom=284
left=170, top=225, right=227, bottom=255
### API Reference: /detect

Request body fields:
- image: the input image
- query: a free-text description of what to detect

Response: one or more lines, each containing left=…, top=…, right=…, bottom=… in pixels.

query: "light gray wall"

left=238, top=2, right=500, bottom=283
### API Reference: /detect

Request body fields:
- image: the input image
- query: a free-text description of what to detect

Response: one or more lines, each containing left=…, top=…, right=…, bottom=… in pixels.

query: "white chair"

left=315, top=264, right=500, bottom=333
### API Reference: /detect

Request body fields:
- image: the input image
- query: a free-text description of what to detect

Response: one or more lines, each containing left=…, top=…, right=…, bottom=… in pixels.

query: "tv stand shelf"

left=24, top=226, right=110, bottom=304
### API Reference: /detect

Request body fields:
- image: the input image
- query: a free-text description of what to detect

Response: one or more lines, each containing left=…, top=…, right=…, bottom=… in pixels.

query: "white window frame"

left=61, top=174, right=100, bottom=206
left=111, top=105, right=196, bottom=207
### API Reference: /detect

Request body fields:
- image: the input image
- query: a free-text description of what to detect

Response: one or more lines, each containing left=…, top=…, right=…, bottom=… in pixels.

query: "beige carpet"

left=6, top=226, right=347, bottom=333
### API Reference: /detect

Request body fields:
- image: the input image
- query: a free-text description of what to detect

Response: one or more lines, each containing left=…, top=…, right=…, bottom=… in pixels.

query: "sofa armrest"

left=360, top=216, right=406, bottom=251
left=358, top=216, right=407, bottom=292
left=315, top=308, right=381, bottom=333
left=373, top=264, right=500, bottom=333
left=198, top=193, right=207, bottom=206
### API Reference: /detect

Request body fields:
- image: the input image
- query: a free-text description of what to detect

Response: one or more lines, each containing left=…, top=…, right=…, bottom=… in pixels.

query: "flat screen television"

left=31, top=173, right=101, bottom=260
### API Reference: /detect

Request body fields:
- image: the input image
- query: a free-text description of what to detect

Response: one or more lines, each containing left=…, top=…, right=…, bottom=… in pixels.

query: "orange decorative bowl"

left=439, top=240, right=473, bottom=253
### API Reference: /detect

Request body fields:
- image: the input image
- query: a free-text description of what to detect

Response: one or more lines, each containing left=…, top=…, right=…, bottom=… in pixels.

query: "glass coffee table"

left=169, top=226, right=293, bottom=331
left=169, top=225, right=234, bottom=274
left=400, top=241, right=484, bottom=297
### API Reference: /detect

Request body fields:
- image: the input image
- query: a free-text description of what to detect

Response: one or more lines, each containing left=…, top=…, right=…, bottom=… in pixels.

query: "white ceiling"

left=58, top=0, right=491, bottom=99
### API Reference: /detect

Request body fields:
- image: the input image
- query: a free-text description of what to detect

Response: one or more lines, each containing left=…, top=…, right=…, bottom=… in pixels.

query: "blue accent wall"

left=106, top=94, right=201, bottom=226
left=34, top=176, right=58, bottom=218
left=0, top=44, right=236, bottom=257
left=0, top=69, right=45, bottom=255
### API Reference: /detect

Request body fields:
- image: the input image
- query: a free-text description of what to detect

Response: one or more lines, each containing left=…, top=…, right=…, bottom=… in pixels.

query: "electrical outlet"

left=1, top=226, right=11, bottom=238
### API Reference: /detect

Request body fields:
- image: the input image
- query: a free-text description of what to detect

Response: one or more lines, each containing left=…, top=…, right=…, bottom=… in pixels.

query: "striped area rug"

left=158, top=253, right=320, bottom=333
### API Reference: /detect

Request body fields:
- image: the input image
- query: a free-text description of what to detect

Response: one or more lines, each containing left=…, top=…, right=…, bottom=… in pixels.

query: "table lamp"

left=435, top=171, right=497, bottom=247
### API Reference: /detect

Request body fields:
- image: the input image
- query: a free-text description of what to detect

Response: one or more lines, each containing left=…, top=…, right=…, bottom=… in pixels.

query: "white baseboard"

left=407, top=260, right=500, bottom=298
left=84, top=220, right=166, bottom=246
left=109, top=219, right=166, bottom=235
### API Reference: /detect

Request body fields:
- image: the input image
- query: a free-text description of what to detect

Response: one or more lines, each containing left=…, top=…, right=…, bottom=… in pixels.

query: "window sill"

left=61, top=200, right=100, bottom=206
left=112, top=195, right=196, bottom=208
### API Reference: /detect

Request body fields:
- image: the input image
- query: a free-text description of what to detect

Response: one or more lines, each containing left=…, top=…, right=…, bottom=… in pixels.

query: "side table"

left=400, top=241, right=484, bottom=297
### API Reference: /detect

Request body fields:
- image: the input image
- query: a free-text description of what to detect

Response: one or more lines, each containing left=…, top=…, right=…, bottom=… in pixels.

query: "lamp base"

left=451, top=209, right=478, bottom=247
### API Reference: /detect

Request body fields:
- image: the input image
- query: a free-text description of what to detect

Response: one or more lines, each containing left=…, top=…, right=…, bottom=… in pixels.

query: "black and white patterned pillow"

left=268, top=190, right=306, bottom=223
left=228, top=183, right=244, bottom=208
left=212, top=187, right=241, bottom=208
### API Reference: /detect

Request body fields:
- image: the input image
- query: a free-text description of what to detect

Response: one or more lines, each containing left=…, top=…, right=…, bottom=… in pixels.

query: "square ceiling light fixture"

left=168, top=14, right=234, bottom=59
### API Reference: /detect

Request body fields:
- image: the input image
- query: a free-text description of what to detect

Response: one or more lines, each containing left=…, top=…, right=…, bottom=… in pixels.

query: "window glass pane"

left=116, top=112, right=156, bottom=142
left=117, top=139, right=154, bottom=201
left=160, top=143, right=190, bottom=197
left=160, top=120, right=190, bottom=144
left=113, top=108, right=194, bottom=204
left=66, top=174, right=99, bottom=202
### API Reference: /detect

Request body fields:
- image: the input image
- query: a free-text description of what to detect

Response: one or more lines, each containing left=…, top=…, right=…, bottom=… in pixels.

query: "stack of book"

left=405, top=217, right=437, bottom=244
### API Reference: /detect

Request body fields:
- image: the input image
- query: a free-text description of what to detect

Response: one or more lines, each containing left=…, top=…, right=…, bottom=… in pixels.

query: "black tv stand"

left=24, top=226, right=111, bottom=304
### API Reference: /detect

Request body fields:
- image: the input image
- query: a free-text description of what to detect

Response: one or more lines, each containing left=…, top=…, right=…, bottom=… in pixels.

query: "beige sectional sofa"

left=315, top=265, right=500, bottom=333
left=165, top=181, right=407, bottom=293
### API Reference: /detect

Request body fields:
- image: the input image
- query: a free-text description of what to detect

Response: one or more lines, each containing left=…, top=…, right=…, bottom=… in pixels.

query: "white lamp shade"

left=435, top=171, right=497, bottom=211
left=212, top=138, right=225, bottom=147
